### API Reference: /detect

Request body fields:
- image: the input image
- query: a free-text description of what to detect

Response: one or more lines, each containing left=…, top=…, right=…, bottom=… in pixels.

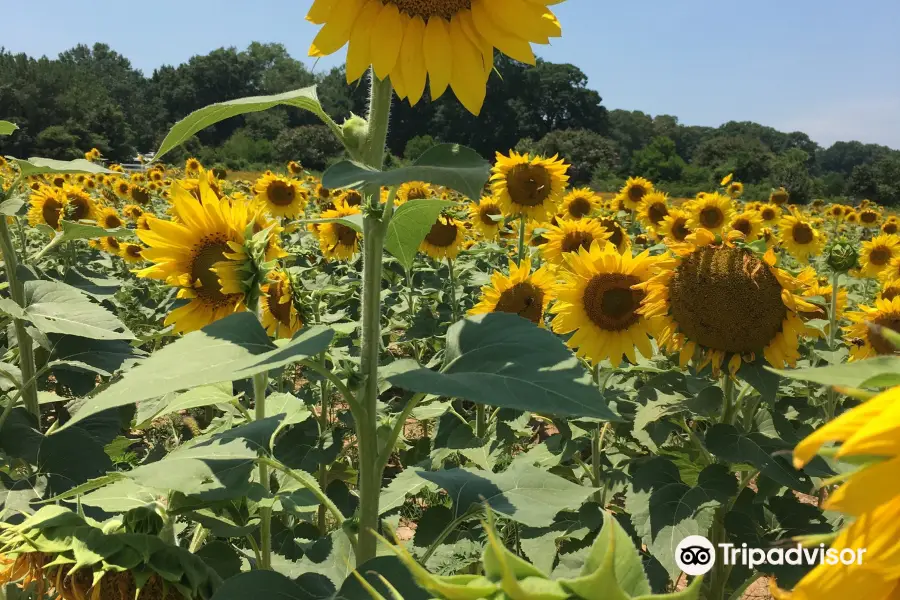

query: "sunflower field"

left=2, top=4, right=900, bottom=600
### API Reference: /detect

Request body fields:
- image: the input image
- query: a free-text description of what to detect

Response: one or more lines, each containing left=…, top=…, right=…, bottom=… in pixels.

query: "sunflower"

left=95, top=207, right=123, bottom=230
left=50, top=175, right=66, bottom=188
left=728, top=210, right=764, bottom=242
left=420, top=214, right=466, bottom=260
left=314, top=184, right=331, bottom=204
left=253, top=173, right=306, bottom=218
left=616, top=176, right=653, bottom=211
left=844, top=297, right=900, bottom=360
left=314, top=199, right=363, bottom=261
left=337, top=189, right=363, bottom=207
left=135, top=214, right=154, bottom=231
left=541, top=219, right=612, bottom=265
left=882, top=218, right=899, bottom=236
left=860, top=234, right=900, bottom=278
left=658, top=208, right=692, bottom=243
left=827, top=204, right=846, bottom=220
left=120, top=243, right=145, bottom=264
left=550, top=243, right=659, bottom=367
left=636, top=191, right=669, bottom=231
left=185, top=158, right=202, bottom=174
left=778, top=213, right=825, bottom=264
left=720, top=173, right=733, bottom=187
left=135, top=178, right=253, bottom=334
left=84, top=177, right=97, bottom=191
left=878, top=257, right=900, bottom=285
left=261, top=270, right=303, bottom=339
left=769, top=187, right=789, bottom=206
left=287, top=160, right=303, bottom=176
left=598, top=217, right=631, bottom=254
left=757, top=203, right=781, bottom=226
left=122, top=204, right=144, bottom=220
left=113, top=180, right=131, bottom=198
left=525, top=221, right=551, bottom=247
left=469, top=197, right=504, bottom=239
left=845, top=210, right=859, bottom=225
left=469, top=258, right=555, bottom=326
left=397, top=181, right=434, bottom=204
left=491, top=151, right=569, bottom=221
left=685, top=192, right=734, bottom=235
left=60, top=185, right=97, bottom=222
left=27, top=186, right=66, bottom=230
left=99, top=236, right=123, bottom=255
left=560, top=188, right=601, bottom=220
left=306, top=0, right=562, bottom=115
left=249, top=209, right=289, bottom=262
left=879, top=279, right=900, bottom=302
left=796, top=267, right=848, bottom=339
left=129, top=185, right=151, bottom=206
left=859, top=207, right=880, bottom=227
left=638, top=231, right=814, bottom=374
left=726, top=181, right=744, bottom=198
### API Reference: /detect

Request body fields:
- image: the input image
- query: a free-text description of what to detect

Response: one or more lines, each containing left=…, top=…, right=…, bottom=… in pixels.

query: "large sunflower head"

left=598, top=217, right=631, bottom=254
left=757, top=203, right=782, bottom=225
left=95, top=206, right=124, bottom=230
left=639, top=233, right=815, bottom=375
left=685, top=192, right=735, bottom=235
left=491, top=151, right=569, bottom=221
left=844, top=297, right=900, bottom=361
left=826, top=203, right=846, bottom=220
left=468, top=197, right=504, bottom=239
left=859, top=207, right=880, bottom=227
left=397, top=181, right=434, bottom=204
left=551, top=243, right=660, bottom=367
left=617, top=176, right=654, bottom=211
left=185, top=157, right=202, bottom=174
left=636, top=190, right=670, bottom=230
left=306, top=0, right=563, bottom=115
left=120, top=243, right=146, bottom=264
left=253, top=173, right=306, bottom=218
left=314, top=199, right=363, bottom=261
left=27, top=185, right=66, bottom=231
left=261, top=269, right=303, bottom=339
left=122, top=204, right=144, bottom=220
left=420, top=214, right=466, bottom=261
left=860, top=234, right=900, bottom=278
left=60, top=185, right=97, bottom=222
left=658, top=208, right=692, bottom=243
left=778, top=213, right=826, bottom=264
left=541, top=218, right=612, bottom=265
left=469, top=258, right=555, bottom=326
left=769, top=187, right=789, bottom=206
left=882, top=218, right=899, bottom=236
left=129, top=184, right=152, bottom=206
left=726, top=181, right=744, bottom=198
left=135, top=177, right=254, bottom=334
left=287, top=160, right=303, bottom=176
left=729, top=210, right=764, bottom=242
left=560, top=188, right=601, bottom=220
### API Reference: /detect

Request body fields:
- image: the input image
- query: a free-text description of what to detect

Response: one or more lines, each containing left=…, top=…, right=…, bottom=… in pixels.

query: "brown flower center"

left=335, top=224, right=358, bottom=247
left=494, top=282, right=544, bottom=324
left=343, top=190, right=362, bottom=207
left=669, top=246, right=787, bottom=354
left=627, top=184, right=648, bottom=203
left=131, top=186, right=151, bottom=205
left=600, top=219, right=625, bottom=248
left=267, top=180, right=296, bottom=206
left=732, top=218, right=752, bottom=236
left=42, top=198, right=62, bottom=229
left=506, top=164, right=552, bottom=207
left=479, top=204, right=501, bottom=226
left=870, top=246, right=893, bottom=266
left=861, top=211, right=878, bottom=224
left=582, top=273, right=643, bottom=331
left=560, top=231, right=595, bottom=254
left=125, top=244, right=142, bottom=258
left=761, top=207, right=776, bottom=221
left=885, top=223, right=899, bottom=235
left=648, top=202, right=668, bottom=225
left=869, top=317, right=900, bottom=355
left=567, top=196, right=593, bottom=219
left=791, top=222, right=814, bottom=245
left=267, top=278, right=293, bottom=326
left=386, top=0, right=472, bottom=20
left=191, top=241, right=231, bottom=304
left=425, top=218, right=458, bottom=247
left=103, top=213, right=123, bottom=229
left=671, top=218, right=690, bottom=241
left=699, top=206, right=724, bottom=229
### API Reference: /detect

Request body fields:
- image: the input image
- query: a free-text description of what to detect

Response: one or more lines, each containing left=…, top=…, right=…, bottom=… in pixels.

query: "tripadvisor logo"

left=675, top=535, right=867, bottom=576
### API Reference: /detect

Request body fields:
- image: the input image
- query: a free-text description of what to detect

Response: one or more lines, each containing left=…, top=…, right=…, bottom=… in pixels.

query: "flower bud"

left=341, top=113, right=369, bottom=155
left=826, top=237, right=859, bottom=273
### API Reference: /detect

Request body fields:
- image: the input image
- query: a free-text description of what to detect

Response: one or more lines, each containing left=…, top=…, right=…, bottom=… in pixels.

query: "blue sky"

left=3, top=0, right=899, bottom=149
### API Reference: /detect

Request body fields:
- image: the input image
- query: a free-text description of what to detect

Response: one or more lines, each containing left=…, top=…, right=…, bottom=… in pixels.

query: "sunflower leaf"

left=321, top=144, right=490, bottom=200
left=386, top=313, right=621, bottom=420
left=153, top=86, right=335, bottom=162
left=22, top=280, right=134, bottom=341
left=385, top=199, right=456, bottom=271
left=209, top=570, right=319, bottom=600
left=768, top=355, right=900, bottom=389
left=0, top=121, right=18, bottom=136
left=60, top=313, right=333, bottom=431
left=14, top=157, right=118, bottom=176
left=58, top=220, right=134, bottom=242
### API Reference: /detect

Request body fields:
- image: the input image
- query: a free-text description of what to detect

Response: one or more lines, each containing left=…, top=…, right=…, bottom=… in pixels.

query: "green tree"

left=631, top=136, right=686, bottom=182
left=532, top=129, right=620, bottom=185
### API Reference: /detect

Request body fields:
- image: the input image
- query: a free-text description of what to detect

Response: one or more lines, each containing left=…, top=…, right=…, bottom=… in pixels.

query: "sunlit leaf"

left=384, top=199, right=455, bottom=271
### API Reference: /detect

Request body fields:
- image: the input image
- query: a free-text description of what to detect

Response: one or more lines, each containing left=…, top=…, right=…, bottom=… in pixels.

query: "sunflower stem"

left=317, top=348, right=331, bottom=536
left=405, top=267, right=422, bottom=363
left=363, top=73, right=393, bottom=170
left=447, top=258, right=459, bottom=323
left=0, top=215, right=39, bottom=419
left=253, top=371, right=272, bottom=570
left=824, top=271, right=841, bottom=421
left=516, top=216, right=527, bottom=265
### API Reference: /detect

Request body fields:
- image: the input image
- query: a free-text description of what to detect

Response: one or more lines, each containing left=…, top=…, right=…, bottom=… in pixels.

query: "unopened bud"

left=341, top=113, right=368, bottom=154
left=826, top=237, right=859, bottom=273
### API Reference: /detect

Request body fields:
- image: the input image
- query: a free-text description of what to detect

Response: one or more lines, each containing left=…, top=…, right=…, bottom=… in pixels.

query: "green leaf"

left=155, top=87, right=333, bottom=162
left=386, top=314, right=620, bottom=420
left=37, top=426, right=113, bottom=496
left=135, top=383, right=235, bottom=427
left=62, top=313, right=333, bottom=431
left=626, top=459, right=736, bottom=581
left=265, top=392, right=313, bottom=437
left=770, top=356, right=900, bottom=389
left=295, top=530, right=356, bottom=586
left=23, top=280, right=134, bottom=341
left=209, top=570, right=320, bottom=600
left=15, top=157, right=118, bottom=176
left=379, top=467, right=437, bottom=515
left=196, top=540, right=242, bottom=581
left=704, top=424, right=809, bottom=491
left=336, top=556, right=430, bottom=600
left=738, top=359, right=780, bottom=404
left=322, top=144, right=490, bottom=199
left=301, top=213, right=363, bottom=233
left=58, top=220, right=133, bottom=242
left=79, top=479, right=159, bottom=512
left=0, top=121, right=18, bottom=136
left=414, top=463, right=595, bottom=527
left=384, top=199, right=455, bottom=271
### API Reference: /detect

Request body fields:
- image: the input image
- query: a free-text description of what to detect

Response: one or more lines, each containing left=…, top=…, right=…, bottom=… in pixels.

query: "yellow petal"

left=346, top=0, right=383, bottom=83
left=449, top=15, right=487, bottom=115
left=309, top=0, right=365, bottom=57
left=371, top=3, right=404, bottom=80
left=471, top=0, right=536, bottom=64
left=399, top=16, right=427, bottom=105
left=424, top=17, right=452, bottom=99
left=306, top=0, right=335, bottom=24
left=483, top=0, right=551, bottom=44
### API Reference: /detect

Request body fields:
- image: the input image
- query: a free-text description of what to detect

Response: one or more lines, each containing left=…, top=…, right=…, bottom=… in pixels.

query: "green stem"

left=253, top=371, right=272, bottom=570
left=824, top=271, right=841, bottom=421
left=0, top=217, right=39, bottom=418
left=516, top=216, right=527, bottom=265
left=375, top=393, right=425, bottom=477
left=363, top=74, right=393, bottom=170
left=420, top=508, right=481, bottom=563
left=405, top=267, right=422, bottom=363
left=721, top=375, right=735, bottom=425
left=447, top=258, right=459, bottom=323
left=298, top=359, right=362, bottom=421
left=317, top=350, right=331, bottom=535
left=261, top=457, right=351, bottom=532
left=188, top=526, right=209, bottom=553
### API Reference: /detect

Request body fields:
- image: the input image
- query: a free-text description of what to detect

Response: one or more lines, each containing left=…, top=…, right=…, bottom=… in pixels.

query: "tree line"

left=1, top=42, right=898, bottom=204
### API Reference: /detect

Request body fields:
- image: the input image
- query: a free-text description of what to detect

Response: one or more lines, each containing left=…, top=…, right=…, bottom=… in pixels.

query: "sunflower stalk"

left=252, top=370, right=272, bottom=570
left=516, top=216, right=527, bottom=265
left=0, top=203, right=39, bottom=419
left=824, top=271, right=841, bottom=420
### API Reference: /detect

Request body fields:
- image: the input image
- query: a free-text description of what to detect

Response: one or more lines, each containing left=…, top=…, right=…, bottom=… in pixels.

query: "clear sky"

left=3, top=0, right=899, bottom=150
